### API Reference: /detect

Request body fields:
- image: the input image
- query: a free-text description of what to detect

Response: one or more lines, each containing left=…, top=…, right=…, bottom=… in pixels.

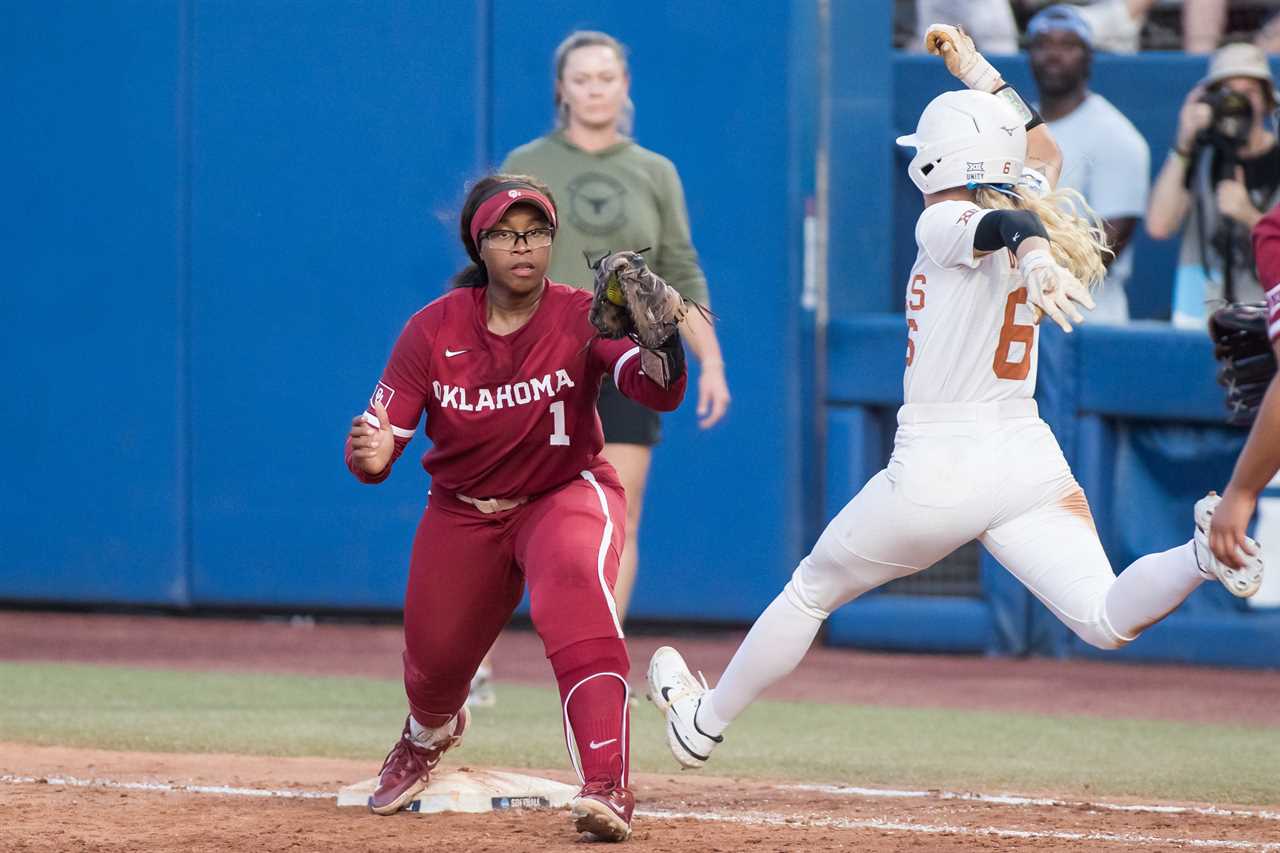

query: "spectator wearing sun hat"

left=1148, top=42, right=1280, bottom=327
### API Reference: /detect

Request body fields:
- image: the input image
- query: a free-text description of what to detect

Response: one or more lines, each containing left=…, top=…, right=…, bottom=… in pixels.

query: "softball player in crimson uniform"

left=1210, top=206, right=1280, bottom=568
left=346, top=174, right=686, bottom=841
left=647, top=27, right=1264, bottom=771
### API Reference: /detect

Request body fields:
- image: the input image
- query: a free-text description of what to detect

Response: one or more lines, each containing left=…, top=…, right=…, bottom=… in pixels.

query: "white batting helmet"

left=896, top=90, right=1026, bottom=194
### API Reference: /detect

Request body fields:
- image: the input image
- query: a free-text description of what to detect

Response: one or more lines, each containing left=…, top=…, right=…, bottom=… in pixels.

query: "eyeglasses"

left=481, top=227, right=555, bottom=251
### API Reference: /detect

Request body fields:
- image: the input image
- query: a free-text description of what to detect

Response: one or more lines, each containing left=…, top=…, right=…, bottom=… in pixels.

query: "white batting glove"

left=925, top=24, right=1003, bottom=93
left=1018, top=249, right=1095, bottom=334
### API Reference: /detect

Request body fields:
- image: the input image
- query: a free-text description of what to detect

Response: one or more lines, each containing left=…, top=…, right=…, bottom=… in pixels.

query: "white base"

left=337, top=768, right=578, bottom=814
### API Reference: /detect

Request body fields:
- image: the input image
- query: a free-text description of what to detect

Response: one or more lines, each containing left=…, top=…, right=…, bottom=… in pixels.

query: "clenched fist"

left=348, top=399, right=395, bottom=476
left=924, top=24, right=1003, bottom=93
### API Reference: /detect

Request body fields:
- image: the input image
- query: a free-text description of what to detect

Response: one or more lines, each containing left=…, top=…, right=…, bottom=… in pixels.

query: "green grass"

left=1, top=661, right=1275, bottom=805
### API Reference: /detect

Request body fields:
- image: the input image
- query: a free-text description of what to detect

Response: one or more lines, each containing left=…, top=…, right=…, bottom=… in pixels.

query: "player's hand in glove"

left=925, top=24, right=1003, bottom=93
left=589, top=249, right=691, bottom=388
left=589, top=250, right=687, bottom=347
left=1018, top=247, right=1095, bottom=333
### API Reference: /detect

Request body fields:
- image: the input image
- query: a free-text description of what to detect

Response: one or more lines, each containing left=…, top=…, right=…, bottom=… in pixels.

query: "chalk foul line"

left=778, top=783, right=1280, bottom=822
left=2, top=773, right=1276, bottom=850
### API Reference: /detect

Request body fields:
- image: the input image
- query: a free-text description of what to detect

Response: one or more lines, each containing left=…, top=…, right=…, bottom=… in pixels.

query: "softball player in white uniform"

left=648, top=27, right=1264, bottom=770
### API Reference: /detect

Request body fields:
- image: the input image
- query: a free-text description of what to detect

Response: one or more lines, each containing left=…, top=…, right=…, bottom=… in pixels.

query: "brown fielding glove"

left=589, top=250, right=687, bottom=348
left=588, top=250, right=691, bottom=388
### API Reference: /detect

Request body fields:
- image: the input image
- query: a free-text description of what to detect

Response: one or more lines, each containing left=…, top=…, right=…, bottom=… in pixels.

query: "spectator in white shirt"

left=1029, top=5, right=1151, bottom=323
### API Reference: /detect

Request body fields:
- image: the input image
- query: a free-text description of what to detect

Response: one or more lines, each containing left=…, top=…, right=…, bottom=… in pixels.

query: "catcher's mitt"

left=1209, top=301, right=1277, bottom=426
left=588, top=249, right=692, bottom=389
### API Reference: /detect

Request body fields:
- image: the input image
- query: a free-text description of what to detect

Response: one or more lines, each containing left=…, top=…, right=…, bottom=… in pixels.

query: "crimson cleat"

left=368, top=708, right=469, bottom=815
left=569, top=779, right=634, bottom=842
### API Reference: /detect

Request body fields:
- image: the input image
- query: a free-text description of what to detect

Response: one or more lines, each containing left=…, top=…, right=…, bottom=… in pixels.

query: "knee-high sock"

left=1105, top=541, right=1203, bottom=640
left=551, top=637, right=630, bottom=786
left=703, top=590, right=824, bottom=734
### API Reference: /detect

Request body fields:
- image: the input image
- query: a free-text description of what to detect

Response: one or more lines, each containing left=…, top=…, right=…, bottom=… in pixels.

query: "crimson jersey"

left=1252, top=206, right=1280, bottom=345
left=347, top=281, right=686, bottom=498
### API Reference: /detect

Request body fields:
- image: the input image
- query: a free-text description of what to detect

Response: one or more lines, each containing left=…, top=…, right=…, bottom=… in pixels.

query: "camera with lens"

left=1194, top=87, right=1255, bottom=179
left=1186, top=85, right=1259, bottom=302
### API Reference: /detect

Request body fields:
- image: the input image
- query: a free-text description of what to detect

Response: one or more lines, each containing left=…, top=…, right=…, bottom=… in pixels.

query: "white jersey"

left=903, top=193, right=1043, bottom=405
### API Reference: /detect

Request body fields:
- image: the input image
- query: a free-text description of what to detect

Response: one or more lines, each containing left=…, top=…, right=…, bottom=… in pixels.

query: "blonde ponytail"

left=975, top=185, right=1112, bottom=290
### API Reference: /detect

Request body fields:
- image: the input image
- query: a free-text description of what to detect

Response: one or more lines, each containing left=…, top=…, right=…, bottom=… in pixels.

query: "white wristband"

left=1018, top=248, right=1054, bottom=276
left=962, top=56, right=1002, bottom=93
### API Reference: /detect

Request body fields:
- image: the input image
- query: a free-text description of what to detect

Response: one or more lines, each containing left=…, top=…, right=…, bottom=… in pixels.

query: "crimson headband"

left=469, top=185, right=558, bottom=248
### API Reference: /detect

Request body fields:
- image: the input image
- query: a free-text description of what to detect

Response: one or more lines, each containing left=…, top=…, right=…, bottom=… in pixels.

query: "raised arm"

left=925, top=24, right=1061, bottom=187
left=1146, top=85, right=1210, bottom=239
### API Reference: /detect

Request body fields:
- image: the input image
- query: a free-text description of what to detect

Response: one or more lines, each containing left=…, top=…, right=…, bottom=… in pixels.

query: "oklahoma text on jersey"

left=432, top=370, right=576, bottom=412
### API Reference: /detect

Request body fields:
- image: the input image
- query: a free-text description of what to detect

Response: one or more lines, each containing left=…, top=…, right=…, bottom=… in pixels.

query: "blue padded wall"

left=4, top=2, right=814, bottom=619
left=185, top=2, right=482, bottom=608
left=1, top=4, right=188, bottom=604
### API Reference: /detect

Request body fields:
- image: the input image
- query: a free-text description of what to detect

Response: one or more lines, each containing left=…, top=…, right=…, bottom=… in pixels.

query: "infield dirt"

left=1, top=612, right=1277, bottom=851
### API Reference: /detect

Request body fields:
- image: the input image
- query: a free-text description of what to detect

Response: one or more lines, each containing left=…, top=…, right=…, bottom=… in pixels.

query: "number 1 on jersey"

left=549, top=400, right=571, bottom=446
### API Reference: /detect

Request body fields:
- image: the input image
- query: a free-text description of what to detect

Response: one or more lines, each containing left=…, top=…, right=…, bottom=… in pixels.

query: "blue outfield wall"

left=3, top=2, right=815, bottom=621
left=185, top=3, right=485, bottom=609
left=2, top=5, right=189, bottom=605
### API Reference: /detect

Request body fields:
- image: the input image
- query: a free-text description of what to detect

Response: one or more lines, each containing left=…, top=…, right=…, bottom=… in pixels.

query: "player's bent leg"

left=517, top=469, right=634, bottom=840
left=981, top=501, right=1129, bottom=650
left=553, top=638, right=634, bottom=842
left=372, top=504, right=522, bottom=815
left=983, top=488, right=1224, bottom=650
left=401, top=504, right=522, bottom=727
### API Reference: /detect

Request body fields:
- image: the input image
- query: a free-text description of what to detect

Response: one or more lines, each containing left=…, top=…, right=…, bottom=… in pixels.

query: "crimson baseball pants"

left=400, top=463, right=631, bottom=785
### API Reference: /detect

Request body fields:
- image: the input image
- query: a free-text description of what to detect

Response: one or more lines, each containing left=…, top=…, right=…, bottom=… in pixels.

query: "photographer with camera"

left=1147, top=43, right=1280, bottom=328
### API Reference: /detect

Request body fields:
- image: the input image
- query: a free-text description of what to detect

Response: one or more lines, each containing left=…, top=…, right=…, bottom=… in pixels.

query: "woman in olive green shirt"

left=501, top=30, right=731, bottom=621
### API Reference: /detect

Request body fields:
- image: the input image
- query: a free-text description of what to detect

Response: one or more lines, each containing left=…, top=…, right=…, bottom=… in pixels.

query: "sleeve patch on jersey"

left=957, top=208, right=978, bottom=226
left=370, top=382, right=396, bottom=410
